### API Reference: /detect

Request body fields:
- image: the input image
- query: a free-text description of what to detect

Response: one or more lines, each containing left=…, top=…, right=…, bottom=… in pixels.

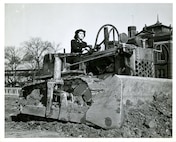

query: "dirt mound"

left=5, top=91, right=172, bottom=138
left=121, top=92, right=172, bottom=137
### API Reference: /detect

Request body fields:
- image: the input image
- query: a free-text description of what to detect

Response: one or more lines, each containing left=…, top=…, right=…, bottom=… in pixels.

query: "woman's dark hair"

left=74, top=29, right=86, bottom=39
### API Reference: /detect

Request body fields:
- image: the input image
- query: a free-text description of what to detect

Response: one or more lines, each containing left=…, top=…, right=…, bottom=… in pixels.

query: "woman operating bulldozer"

left=71, top=29, right=91, bottom=54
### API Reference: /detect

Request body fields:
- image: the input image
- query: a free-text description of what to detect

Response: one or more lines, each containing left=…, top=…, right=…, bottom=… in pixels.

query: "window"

left=157, top=69, right=166, bottom=78
left=155, top=44, right=168, bottom=63
left=157, top=48, right=165, bottom=61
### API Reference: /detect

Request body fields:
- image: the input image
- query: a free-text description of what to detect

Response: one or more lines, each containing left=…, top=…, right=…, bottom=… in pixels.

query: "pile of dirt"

left=5, top=91, right=172, bottom=138
left=121, top=92, right=172, bottom=138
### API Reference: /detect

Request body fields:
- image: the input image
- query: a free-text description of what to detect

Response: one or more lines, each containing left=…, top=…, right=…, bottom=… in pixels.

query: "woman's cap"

left=75, top=29, right=86, bottom=34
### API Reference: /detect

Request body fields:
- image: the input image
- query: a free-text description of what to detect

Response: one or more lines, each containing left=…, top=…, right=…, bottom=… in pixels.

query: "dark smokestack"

left=128, top=26, right=137, bottom=38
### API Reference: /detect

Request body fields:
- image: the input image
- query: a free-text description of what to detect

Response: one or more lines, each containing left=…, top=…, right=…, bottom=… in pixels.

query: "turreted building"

left=127, top=17, right=172, bottom=78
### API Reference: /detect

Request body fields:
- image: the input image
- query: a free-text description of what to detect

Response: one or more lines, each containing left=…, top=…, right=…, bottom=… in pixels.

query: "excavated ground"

left=5, top=92, right=172, bottom=138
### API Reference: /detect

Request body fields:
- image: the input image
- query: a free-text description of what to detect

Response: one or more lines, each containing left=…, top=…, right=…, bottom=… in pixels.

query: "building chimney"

left=128, top=26, right=137, bottom=38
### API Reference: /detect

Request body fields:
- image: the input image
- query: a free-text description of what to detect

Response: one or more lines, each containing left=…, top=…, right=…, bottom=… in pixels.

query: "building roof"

left=136, top=30, right=154, bottom=37
left=137, top=16, right=172, bottom=41
left=143, top=16, right=172, bottom=30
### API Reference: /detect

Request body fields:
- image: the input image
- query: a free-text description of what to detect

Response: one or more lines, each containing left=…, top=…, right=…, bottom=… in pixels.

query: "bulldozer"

left=19, top=24, right=172, bottom=129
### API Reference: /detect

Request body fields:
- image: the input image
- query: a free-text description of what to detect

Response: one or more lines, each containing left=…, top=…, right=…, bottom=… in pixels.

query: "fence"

left=5, top=87, right=21, bottom=96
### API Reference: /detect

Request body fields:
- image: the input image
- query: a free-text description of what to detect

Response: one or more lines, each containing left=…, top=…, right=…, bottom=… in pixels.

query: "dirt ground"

left=5, top=93, right=172, bottom=138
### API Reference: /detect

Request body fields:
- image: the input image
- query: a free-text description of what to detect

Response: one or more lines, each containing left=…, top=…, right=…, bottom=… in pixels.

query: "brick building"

left=127, top=18, right=172, bottom=78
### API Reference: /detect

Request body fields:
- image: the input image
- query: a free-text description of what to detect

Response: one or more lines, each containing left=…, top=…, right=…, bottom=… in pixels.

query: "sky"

left=5, top=3, right=173, bottom=53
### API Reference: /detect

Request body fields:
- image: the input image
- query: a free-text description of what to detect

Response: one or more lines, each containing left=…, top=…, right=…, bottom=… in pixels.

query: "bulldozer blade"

left=86, top=75, right=172, bottom=129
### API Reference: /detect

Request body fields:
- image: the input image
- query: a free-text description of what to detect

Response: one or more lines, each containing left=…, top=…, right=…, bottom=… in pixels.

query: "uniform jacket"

left=71, top=39, right=87, bottom=53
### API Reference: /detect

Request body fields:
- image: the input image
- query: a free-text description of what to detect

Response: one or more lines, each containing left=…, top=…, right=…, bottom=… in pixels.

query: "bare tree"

left=22, top=37, right=53, bottom=71
left=5, top=46, right=22, bottom=86
left=48, top=42, right=63, bottom=54
left=5, top=46, right=22, bottom=70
